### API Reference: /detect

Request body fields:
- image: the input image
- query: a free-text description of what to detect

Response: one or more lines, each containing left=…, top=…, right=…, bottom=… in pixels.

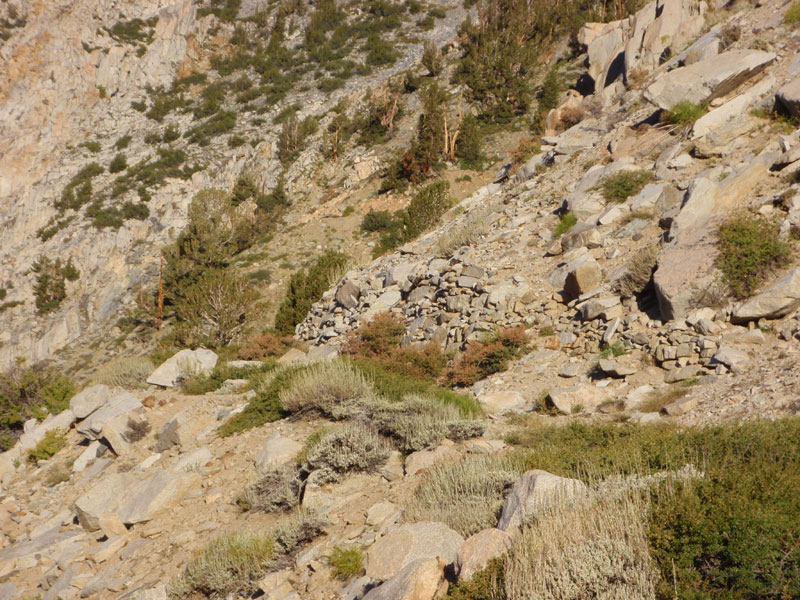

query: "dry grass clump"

left=90, top=356, right=155, bottom=389
left=343, top=313, right=448, bottom=379
left=504, top=491, right=657, bottom=600
left=615, top=245, right=659, bottom=298
left=278, top=360, right=373, bottom=418
left=271, top=508, right=326, bottom=555
left=170, top=532, right=275, bottom=599
left=372, top=394, right=485, bottom=452
left=303, top=423, right=390, bottom=483
left=405, top=454, right=523, bottom=536
left=171, top=509, right=325, bottom=599
left=436, top=208, right=491, bottom=258
left=238, top=466, right=302, bottom=513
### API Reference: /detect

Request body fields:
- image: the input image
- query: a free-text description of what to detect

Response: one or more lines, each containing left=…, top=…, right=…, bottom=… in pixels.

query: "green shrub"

left=352, top=359, right=480, bottom=415
left=109, top=153, right=127, bottom=173
left=28, top=429, right=68, bottom=464
left=170, top=532, right=275, bottom=599
left=114, top=135, right=131, bottom=150
left=404, top=180, right=453, bottom=238
left=647, top=421, right=800, bottom=599
left=273, top=250, right=349, bottom=334
left=80, top=141, right=102, bottom=153
left=785, top=2, right=800, bottom=25
left=329, top=546, right=364, bottom=580
left=182, top=361, right=274, bottom=395
left=663, top=100, right=706, bottom=125
left=599, top=341, right=628, bottom=359
left=455, top=113, right=484, bottom=169
left=31, top=256, right=80, bottom=315
left=217, top=368, right=294, bottom=436
left=601, top=170, right=653, bottom=203
left=174, top=268, right=259, bottom=347
left=105, top=17, right=158, bottom=44
left=717, top=214, right=792, bottom=298
left=554, top=212, right=577, bottom=237
left=446, top=326, right=530, bottom=387
left=448, top=557, right=506, bottom=600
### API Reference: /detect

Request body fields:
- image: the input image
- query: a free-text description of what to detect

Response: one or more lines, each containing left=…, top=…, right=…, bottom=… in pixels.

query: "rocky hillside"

left=1, top=0, right=800, bottom=598
left=0, top=0, right=468, bottom=367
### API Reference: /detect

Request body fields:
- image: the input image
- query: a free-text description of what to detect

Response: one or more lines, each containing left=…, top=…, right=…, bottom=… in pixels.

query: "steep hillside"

left=1, top=0, right=800, bottom=598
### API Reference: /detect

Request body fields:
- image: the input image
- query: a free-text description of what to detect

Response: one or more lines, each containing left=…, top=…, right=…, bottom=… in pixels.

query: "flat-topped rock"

left=645, top=50, right=776, bottom=109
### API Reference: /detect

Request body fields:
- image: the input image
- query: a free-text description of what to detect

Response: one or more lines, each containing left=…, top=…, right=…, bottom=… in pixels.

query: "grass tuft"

left=600, top=171, right=653, bottom=204
left=716, top=214, right=792, bottom=298
left=329, top=546, right=364, bottom=580
left=663, top=100, right=706, bottom=125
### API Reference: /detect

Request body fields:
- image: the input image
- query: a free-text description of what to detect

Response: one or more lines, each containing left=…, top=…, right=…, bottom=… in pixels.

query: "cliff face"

left=0, top=0, right=469, bottom=368
left=0, top=0, right=203, bottom=366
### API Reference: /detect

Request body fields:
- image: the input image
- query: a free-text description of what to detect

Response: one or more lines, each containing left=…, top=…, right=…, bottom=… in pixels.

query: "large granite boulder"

left=366, top=522, right=464, bottom=581
left=497, top=470, right=587, bottom=531
left=645, top=50, right=776, bottom=110
left=732, top=268, right=800, bottom=323
left=146, top=349, right=218, bottom=387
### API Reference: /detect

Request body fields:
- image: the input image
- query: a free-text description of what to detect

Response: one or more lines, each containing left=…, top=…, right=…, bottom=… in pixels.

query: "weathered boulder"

left=497, top=470, right=587, bottom=531
left=77, top=391, right=142, bottom=440
left=146, top=348, right=218, bottom=387
left=366, top=522, right=464, bottom=581
left=69, top=384, right=112, bottom=419
left=17, top=409, right=76, bottom=452
left=598, top=359, right=637, bottom=378
left=645, top=50, right=776, bottom=110
left=116, top=469, right=201, bottom=525
left=543, top=119, right=604, bottom=155
left=664, top=365, right=700, bottom=383
left=732, top=268, right=800, bottom=322
left=74, top=473, right=133, bottom=531
left=672, top=162, right=768, bottom=237
left=578, top=296, right=621, bottom=321
left=277, top=348, right=307, bottom=365
left=692, top=77, right=775, bottom=139
left=255, top=432, right=303, bottom=471
left=476, top=390, right=526, bottom=415
left=405, top=445, right=460, bottom=477
left=336, top=280, right=361, bottom=309
left=776, top=77, right=800, bottom=119
left=653, top=225, right=717, bottom=321
left=548, top=385, right=611, bottom=414
left=173, top=446, right=213, bottom=472
left=154, top=408, right=211, bottom=452
left=456, top=528, right=513, bottom=580
left=711, top=345, right=750, bottom=372
left=563, top=255, right=602, bottom=299
left=362, top=558, right=445, bottom=600
left=73, top=440, right=102, bottom=473
left=362, top=289, right=402, bottom=320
